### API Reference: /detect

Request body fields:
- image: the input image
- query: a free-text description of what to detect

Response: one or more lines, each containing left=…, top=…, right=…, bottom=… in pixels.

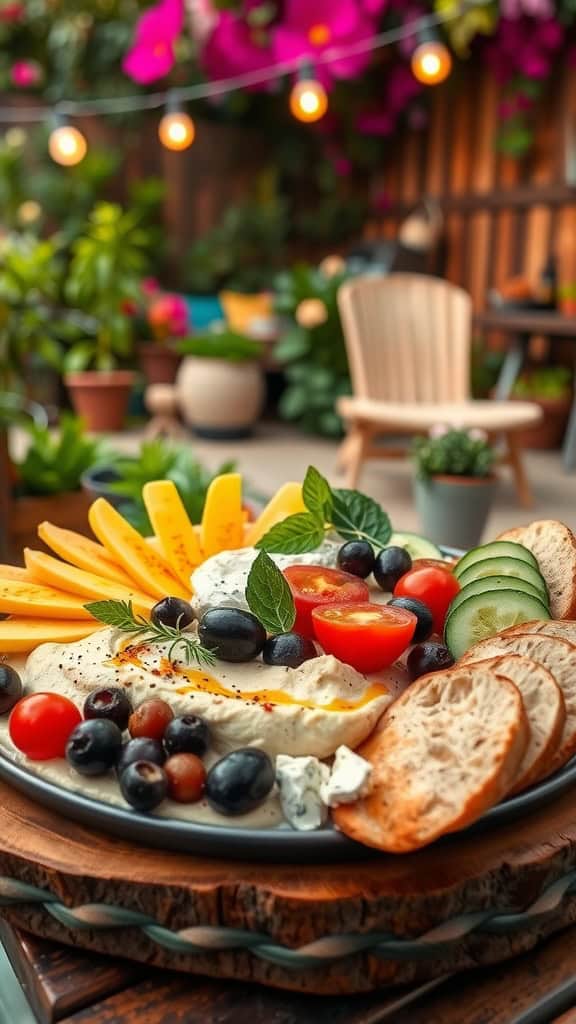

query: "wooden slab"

left=2, top=780, right=576, bottom=994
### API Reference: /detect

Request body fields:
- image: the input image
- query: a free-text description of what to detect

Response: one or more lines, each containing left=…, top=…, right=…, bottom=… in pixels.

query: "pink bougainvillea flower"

left=123, top=0, right=184, bottom=85
left=273, top=0, right=377, bottom=85
left=141, top=277, right=161, bottom=297
left=10, top=60, right=42, bottom=88
left=333, top=155, right=352, bottom=176
left=148, top=294, right=189, bottom=339
left=0, top=3, right=24, bottom=23
left=500, top=0, right=554, bottom=18
left=361, top=0, right=389, bottom=13
left=186, top=0, right=219, bottom=45
left=202, top=10, right=274, bottom=88
left=357, top=63, right=421, bottom=135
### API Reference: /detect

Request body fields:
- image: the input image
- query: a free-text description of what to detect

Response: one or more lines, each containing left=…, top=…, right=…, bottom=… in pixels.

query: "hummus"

left=22, top=627, right=397, bottom=759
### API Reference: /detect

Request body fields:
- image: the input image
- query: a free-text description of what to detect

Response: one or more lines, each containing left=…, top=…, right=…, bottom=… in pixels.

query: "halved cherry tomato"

left=283, top=565, right=369, bottom=638
left=393, top=565, right=460, bottom=634
left=9, top=693, right=82, bottom=760
left=312, top=602, right=417, bottom=674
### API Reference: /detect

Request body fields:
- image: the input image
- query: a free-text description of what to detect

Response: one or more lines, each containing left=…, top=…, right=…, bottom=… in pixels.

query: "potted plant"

left=62, top=202, right=152, bottom=432
left=137, top=283, right=189, bottom=385
left=9, top=414, right=107, bottom=553
left=413, top=427, right=497, bottom=550
left=176, top=330, right=265, bottom=438
left=81, top=437, right=235, bottom=532
left=511, top=367, right=573, bottom=449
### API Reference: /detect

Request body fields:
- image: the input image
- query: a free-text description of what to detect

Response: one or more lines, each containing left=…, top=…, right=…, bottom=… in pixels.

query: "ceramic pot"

left=176, top=356, right=265, bottom=439
left=138, top=343, right=182, bottom=385
left=512, top=395, right=572, bottom=450
left=65, top=371, right=136, bottom=433
left=414, top=474, right=497, bottom=550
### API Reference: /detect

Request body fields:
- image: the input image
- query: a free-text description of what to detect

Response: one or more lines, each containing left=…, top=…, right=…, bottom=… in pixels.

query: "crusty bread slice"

left=502, top=620, right=576, bottom=644
left=496, top=521, right=576, bottom=619
left=461, top=633, right=576, bottom=776
left=333, top=665, right=529, bottom=853
left=464, top=654, right=565, bottom=793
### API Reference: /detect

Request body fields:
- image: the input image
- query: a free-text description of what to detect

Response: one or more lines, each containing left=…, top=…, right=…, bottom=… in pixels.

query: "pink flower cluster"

left=484, top=14, right=564, bottom=86
left=147, top=290, right=190, bottom=340
left=10, top=59, right=42, bottom=88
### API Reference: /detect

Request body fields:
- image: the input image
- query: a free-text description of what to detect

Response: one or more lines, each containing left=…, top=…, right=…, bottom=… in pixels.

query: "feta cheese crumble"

left=320, top=745, right=373, bottom=808
left=275, top=754, right=330, bottom=831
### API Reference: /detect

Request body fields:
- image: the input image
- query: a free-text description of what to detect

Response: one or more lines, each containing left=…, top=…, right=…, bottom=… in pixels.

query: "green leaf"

left=84, top=599, right=141, bottom=630
left=245, top=550, right=296, bottom=633
left=302, top=465, right=333, bottom=523
left=256, top=512, right=325, bottom=554
left=331, top=489, right=392, bottom=548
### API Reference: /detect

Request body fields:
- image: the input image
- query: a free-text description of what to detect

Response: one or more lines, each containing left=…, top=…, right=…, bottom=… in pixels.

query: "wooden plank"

left=468, top=71, right=498, bottom=310
left=425, top=86, right=448, bottom=196
left=445, top=69, right=474, bottom=288
left=0, top=921, right=143, bottom=1024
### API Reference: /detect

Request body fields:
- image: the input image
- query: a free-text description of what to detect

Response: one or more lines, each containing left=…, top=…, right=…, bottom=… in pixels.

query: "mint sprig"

left=256, top=466, right=392, bottom=554
left=245, top=550, right=296, bottom=634
left=84, top=599, right=216, bottom=667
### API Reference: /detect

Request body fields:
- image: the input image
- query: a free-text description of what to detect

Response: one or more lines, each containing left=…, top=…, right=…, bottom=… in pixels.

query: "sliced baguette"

left=496, top=521, right=576, bottom=619
left=462, top=654, right=565, bottom=794
left=502, top=619, right=576, bottom=644
left=333, top=665, right=529, bottom=853
left=460, top=633, right=576, bottom=776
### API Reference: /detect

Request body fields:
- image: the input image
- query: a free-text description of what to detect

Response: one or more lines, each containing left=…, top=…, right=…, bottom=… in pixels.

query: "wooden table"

left=3, top=919, right=576, bottom=1024
left=474, top=310, right=576, bottom=470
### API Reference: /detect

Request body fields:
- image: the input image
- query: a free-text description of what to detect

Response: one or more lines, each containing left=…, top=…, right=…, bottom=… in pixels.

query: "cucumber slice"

left=386, top=531, right=442, bottom=560
left=456, top=556, right=548, bottom=602
left=445, top=590, right=550, bottom=659
left=447, top=575, right=549, bottom=620
left=454, top=541, right=538, bottom=579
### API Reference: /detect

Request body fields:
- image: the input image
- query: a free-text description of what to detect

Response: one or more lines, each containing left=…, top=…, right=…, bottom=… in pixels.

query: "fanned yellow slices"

left=0, top=564, right=31, bottom=581
left=24, top=548, right=155, bottom=619
left=143, top=480, right=203, bottom=589
left=244, top=482, right=305, bottom=547
left=0, top=579, right=94, bottom=620
left=88, top=498, right=189, bottom=600
left=201, top=473, right=244, bottom=558
left=0, top=617, right=104, bottom=653
left=38, top=521, right=142, bottom=590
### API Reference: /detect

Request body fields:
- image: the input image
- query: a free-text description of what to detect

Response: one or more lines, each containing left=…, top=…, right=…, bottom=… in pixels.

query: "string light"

left=158, top=95, right=195, bottom=151
left=289, top=77, right=328, bottom=123
left=411, top=38, right=452, bottom=85
left=48, top=119, right=87, bottom=166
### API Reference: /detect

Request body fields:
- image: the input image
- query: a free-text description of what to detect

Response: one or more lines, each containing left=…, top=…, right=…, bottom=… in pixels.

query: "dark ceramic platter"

left=1, top=752, right=575, bottom=862
left=2, top=544, right=573, bottom=862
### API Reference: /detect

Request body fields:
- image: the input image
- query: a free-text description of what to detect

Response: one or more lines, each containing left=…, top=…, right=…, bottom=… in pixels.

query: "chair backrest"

left=337, top=273, right=472, bottom=403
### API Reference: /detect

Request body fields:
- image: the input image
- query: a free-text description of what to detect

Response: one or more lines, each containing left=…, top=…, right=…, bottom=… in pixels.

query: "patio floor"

left=106, top=422, right=576, bottom=539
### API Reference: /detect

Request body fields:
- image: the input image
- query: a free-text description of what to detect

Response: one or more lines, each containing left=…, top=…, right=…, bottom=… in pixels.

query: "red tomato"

left=283, top=565, right=369, bottom=638
left=9, top=693, right=82, bottom=761
left=394, top=565, right=460, bottom=634
left=312, top=602, right=417, bottom=674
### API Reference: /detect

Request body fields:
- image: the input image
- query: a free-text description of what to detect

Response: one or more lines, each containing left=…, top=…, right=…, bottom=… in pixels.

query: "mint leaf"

left=84, top=599, right=145, bottom=630
left=255, top=512, right=325, bottom=554
left=302, top=465, right=333, bottom=523
left=331, top=489, right=392, bottom=549
left=245, top=550, right=296, bottom=634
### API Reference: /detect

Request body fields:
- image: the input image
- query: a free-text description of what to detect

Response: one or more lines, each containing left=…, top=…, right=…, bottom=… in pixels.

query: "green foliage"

left=184, top=198, right=288, bottom=294
left=470, top=342, right=505, bottom=398
left=178, top=330, right=262, bottom=362
left=15, top=414, right=108, bottom=496
left=413, top=429, right=496, bottom=479
left=273, top=264, right=350, bottom=437
left=108, top=440, right=237, bottom=534
left=512, top=367, right=573, bottom=400
left=64, top=202, right=154, bottom=372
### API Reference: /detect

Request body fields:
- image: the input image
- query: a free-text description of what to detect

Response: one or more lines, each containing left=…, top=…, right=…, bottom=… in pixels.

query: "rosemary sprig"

left=84, top=599, right=217, bottom=668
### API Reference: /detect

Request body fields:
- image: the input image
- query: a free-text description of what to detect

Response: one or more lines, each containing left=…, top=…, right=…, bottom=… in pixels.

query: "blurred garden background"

left=1, top=0, right=576, bottom=561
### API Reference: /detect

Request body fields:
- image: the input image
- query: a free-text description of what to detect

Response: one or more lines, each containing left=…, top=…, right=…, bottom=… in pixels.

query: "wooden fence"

left=366, top=61, right=576, bottom=313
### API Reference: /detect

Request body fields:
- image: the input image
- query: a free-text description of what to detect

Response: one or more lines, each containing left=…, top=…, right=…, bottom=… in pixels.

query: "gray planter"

left=414, top=474, right=497, bottom=551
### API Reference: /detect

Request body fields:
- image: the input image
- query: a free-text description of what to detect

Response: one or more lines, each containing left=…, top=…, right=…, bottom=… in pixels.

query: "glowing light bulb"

left=158, top=110, right=195, bottom=151
left=411, top=40, right=452, bottom=85
left=48, top=124, right=87, bottom=166
left=290, top=79, right=328, bottom=123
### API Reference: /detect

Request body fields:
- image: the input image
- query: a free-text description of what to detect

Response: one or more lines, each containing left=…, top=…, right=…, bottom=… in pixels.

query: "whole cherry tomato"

left=9, top=693, right=82, bottom=760
left=312, top=602, right=417, bottom=674
left=393, top=565, right=460, bottom=634
left=283, top=565, right=369, bottom=638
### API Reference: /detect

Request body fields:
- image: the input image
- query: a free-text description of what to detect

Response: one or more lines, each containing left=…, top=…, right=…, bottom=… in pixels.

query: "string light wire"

left=0, top=8, right=465, bottom=124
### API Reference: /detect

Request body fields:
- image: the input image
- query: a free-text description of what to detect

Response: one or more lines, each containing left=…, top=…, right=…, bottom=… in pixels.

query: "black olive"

left=65, top=719, right=123, bottom=776
left=407, top=642, right=455, bottom=682
left=374, top=547, right=412, bottom=592
left=387, top=596, right=433, bottom=642
left=84, top=687, right=133, bottom=731
left=163, top=715, right=210, bottom=757
left=117, top=737, right=166, bottom=775
left=205, top=748, right=274, bottom=815
left=119, top=760, right=168, bottom=812
left=198, top=607, right=266, bottom=662
left=0, top=663, right=22, bottom=716
left=151, top=597, right=195, bottom=630
left=262, top=632, right=317, bottom=668
left=336, top=541, right=375, bottom=579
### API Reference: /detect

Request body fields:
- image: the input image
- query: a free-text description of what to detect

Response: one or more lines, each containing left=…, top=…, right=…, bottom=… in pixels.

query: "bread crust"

left=496, top=521, right=576, bottom=620
left=334, top=666, right=529, bottom=853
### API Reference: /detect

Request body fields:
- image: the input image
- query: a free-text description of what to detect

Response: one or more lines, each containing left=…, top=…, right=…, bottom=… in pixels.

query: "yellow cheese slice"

left=0, top=579, right=94, bottom=620
left=24, top=548, right=154, bottom=619
left=244, top=483, right=305, bottom=546
left=143, top=481, right=203, bottom=589
left=200, top=473, right=244, bottom=558
left=0, top=617, right=104, bottom=653
left=0, top=564, right=31, bottom=581
left=37, top=521, right=142, bottom=590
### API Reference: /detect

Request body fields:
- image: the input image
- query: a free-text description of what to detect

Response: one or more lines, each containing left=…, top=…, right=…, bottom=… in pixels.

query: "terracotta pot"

left=65, top=371, right=136, bottom=433
left=511, top=395, right=572, bottom=450
left=138, top=342, right=182, bottom=385
left=414, top=474, right=497, bottom=550
left=176, top=356, right=265, bottom=438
